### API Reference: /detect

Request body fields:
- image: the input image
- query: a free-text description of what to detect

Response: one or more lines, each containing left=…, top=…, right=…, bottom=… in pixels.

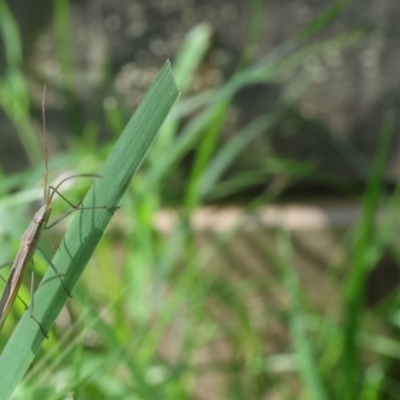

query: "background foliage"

left=0, top=0, right=399, bottom=399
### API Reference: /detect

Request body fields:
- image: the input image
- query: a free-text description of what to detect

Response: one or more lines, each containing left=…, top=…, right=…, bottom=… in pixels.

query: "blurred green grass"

left=1, top=0, right=400, bottom=399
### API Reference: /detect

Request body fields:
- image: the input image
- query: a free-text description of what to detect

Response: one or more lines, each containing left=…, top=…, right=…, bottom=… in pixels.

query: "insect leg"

left=48, top=186, right=81, bottom=209
left=44, top=186, right=119, bottom=230
left=29, top=260, right=49, bottom=338
left=0, top=261, right=13, bottom=270
left=36, top=246, right=72, bottom=298
left=0, top=262, right=13, bottom=298
left=0, top=273, right=29, bottom=309
left=44, top=204, right=118, bottom=230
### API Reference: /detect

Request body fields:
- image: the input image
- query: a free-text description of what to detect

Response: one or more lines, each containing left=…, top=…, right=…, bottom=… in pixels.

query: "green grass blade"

left=296, top=0, right=355, bottom=41
left=150, top=23, right=211, bottom=159
left=0, top=60, right=179, bottom=400
left=342, top=111, right=395, bottom=399
left=276, top=229, right=328, bottom=400
left=172, top=23, right=212, bottom=94
left=0, top=0, right=42, bottom=164
left=53, top=0, right=82, bottom=136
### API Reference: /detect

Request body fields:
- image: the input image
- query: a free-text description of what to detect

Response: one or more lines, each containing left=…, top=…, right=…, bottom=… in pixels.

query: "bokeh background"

left=1, top=0, right=400, bottom=398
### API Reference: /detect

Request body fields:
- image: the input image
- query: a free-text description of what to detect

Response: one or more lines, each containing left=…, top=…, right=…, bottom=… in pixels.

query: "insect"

left=0, top=85, right=118, bottom=336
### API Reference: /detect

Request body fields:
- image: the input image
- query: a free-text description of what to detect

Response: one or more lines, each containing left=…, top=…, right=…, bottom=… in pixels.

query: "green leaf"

left=0, top=61, right=179, bottom=399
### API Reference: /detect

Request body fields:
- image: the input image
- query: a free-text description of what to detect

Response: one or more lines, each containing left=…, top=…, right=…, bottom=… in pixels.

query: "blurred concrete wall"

left=1, top=0, right=399, bottom=186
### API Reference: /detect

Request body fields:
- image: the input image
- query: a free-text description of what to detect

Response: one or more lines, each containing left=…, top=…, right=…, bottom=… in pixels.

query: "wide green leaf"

left=0, top=60, right=179, bottom=399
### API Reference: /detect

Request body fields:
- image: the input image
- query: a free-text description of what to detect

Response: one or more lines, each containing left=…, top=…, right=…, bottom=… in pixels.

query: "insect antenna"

left=42, top=84, right=48, bottom=207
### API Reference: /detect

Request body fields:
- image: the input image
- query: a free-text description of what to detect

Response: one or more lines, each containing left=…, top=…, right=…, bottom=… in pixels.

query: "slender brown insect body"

left=0, top=206, right=50, bottom=329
